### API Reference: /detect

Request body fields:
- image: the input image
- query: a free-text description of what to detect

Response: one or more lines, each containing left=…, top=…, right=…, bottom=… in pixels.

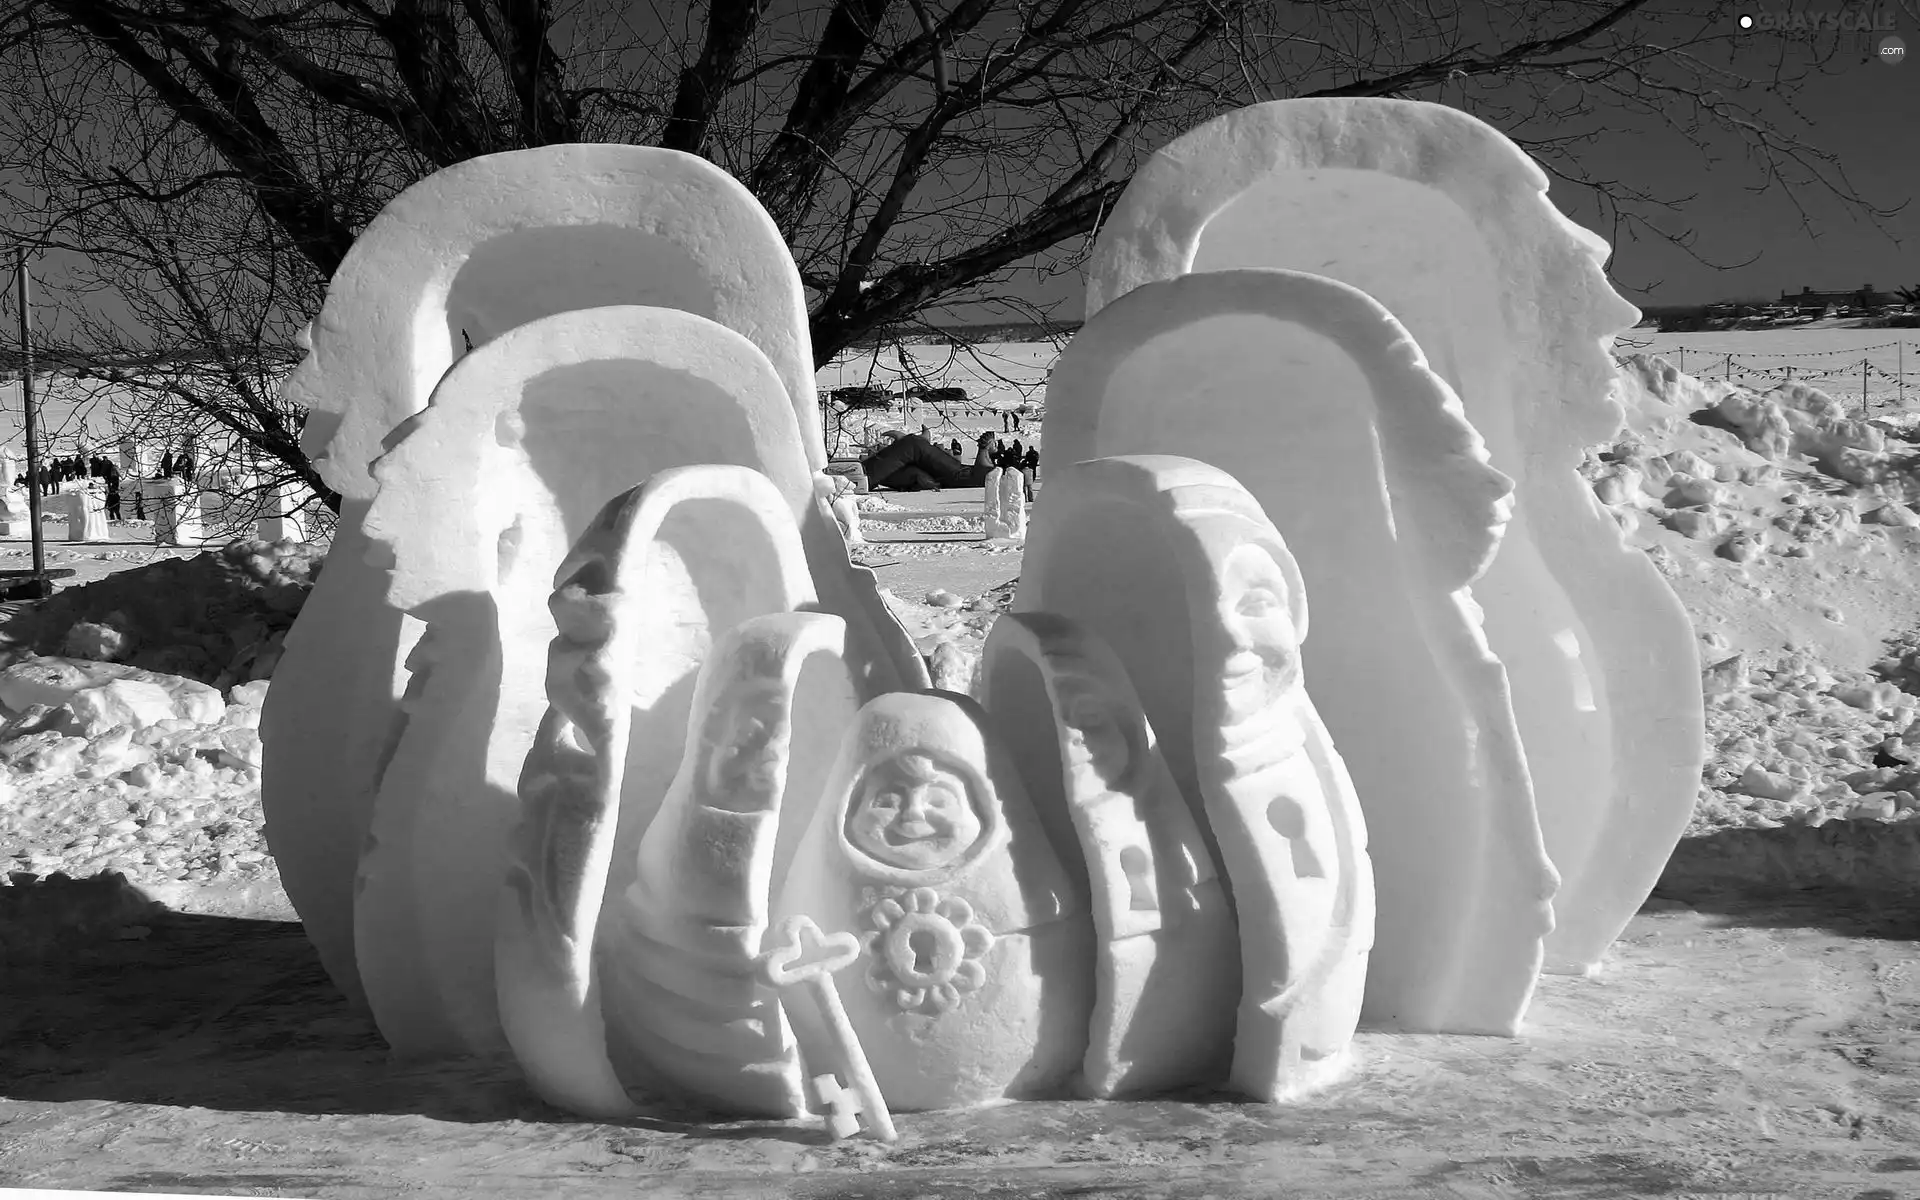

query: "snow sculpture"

left=348, top=305, right=903, bottom=1057
left=977, top=611, right=1239, bottom=1098
left=497, top=465, right=858, bottom=1119
left=608, top=609, right=854, bottom=1119
left=982, top=466, right=1005, bottom=532
left=998, top=468, right=1028, bottom=542
left=46, top=489, right=109, bottom=542
left=1084, top=97, right=1701, bottom=976
left=262, top=144, right=923, bottom=1015
left=148, top=479, right=203, bottom=547
left=771, top=690, right=1094, bottom=1112
left=1039, top=268, right=1551, bottom=1035
left=1017, top=455, right=1375, bottom=1093
left=0, top=447, right=25, bottom=535
left=255, top=480, right=308, bottom=543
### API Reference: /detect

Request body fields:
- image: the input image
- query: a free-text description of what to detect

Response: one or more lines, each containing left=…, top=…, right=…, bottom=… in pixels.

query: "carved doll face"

left=1216, top=541, right=1301, bottom=724
left=1058, top=684, right=1135, bottom=791
left=845, top=751, right=984, bottom=872
left=701, top=679, right=788, bottom=811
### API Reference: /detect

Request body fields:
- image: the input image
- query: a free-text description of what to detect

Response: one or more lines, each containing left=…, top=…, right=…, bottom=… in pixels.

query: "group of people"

left=3, top=442, right=202, bottom=523
left=860, top=428, right=1040, bottom=498
left=15, top=453, right=127, bottom=520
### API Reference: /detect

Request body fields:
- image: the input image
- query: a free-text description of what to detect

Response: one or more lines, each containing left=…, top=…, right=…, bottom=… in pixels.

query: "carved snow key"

left=757, top=915, right=898, bottom=1142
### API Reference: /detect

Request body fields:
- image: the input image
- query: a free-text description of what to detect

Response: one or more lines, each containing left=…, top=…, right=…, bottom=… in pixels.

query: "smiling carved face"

left=845, top=752, right=985, bottom=872
left=1215, top=542, right=1302, bottom=725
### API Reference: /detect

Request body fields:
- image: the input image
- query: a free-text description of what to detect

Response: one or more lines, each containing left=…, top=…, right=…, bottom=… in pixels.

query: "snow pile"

left=1, top=539, right=321, bottom=688
left=0, top=868, right=166, bottom=964
left=1593, top=355, right=1920, bottom=562
left=0, top=538, right=315, bottom=897
left=1596, top=354, right=1920, bottom=836
left=0, top=657, right=273, bottom=887
left=1693, top=646, right=1920, bottom=833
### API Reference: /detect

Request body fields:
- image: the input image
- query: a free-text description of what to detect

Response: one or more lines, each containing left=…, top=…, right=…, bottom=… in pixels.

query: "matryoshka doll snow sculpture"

left=772, top=691, right=1093, bottom=1112
left=601, top=609, right=862, bottom=1119
left=1018, top=454, right=1374, bottom=1100
left=979, top=611, right=1240, bottom=1098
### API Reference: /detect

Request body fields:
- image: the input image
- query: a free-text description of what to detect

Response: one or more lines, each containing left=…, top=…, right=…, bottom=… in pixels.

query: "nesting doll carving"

left=495, top=465, right=819, bottom=1119
left=603, top=610, right=858, bottom=1118
left=1018, top=454, right=1374, bottom=1102
left=1181, top=481, right=1375, bottom=1101
left=772, top=691, right=1093, bottom=1112
left=979, top=611, right=1239, bottom=1098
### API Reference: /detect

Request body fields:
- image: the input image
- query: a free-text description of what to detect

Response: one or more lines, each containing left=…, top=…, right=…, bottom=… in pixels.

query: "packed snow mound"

left=2, top=539, right=321, bottom=688
left=1693, top=644, right=1920, bottom=833
left=1600, top=354, right=1920, bottom=532
left=2, top=669, right=275, bottom=891
left=0, top=868, right=166, bottom=965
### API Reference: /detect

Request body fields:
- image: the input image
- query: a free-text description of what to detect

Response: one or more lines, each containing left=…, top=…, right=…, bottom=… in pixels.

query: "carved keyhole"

left=1267, top=795, right=1326, bottom=879
left=909, top=929, right=938, bottom=974
left=1119, top=845, right=1157, bottom=911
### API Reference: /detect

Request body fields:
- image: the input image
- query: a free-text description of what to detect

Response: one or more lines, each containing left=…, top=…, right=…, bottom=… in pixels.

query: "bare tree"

left=1, top=0, right=1909, bottom=513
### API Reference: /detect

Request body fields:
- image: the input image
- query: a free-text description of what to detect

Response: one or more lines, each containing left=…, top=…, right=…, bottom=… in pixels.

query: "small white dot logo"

left=1738, top=13, right=1754, bottom=28
left=1880, top=34, right=1907, bottom=64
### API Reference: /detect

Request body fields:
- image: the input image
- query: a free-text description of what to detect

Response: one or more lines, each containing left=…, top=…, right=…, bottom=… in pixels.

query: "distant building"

left=1779, top=284, right=1901, bottom=311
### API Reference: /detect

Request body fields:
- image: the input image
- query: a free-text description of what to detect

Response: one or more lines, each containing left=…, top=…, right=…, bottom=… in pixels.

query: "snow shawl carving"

left=1081, top=97, right=1703, bottom=980
left=261, top=144, right=923, bottom=1024
left=1040, top=271, right=1551, bottom=1035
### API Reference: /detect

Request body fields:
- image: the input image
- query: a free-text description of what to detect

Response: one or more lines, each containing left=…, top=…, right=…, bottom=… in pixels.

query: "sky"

left=1551, top=8, right=1918, bottom=306
left=2, top=0, right=1916, bottom=347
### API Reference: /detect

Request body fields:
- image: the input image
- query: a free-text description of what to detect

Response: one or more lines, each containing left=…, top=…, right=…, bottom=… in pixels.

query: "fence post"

left=1901, top=341, right=1907, bottom=407
left=1862, top=358, right=1869, bottom=416
left=1678, top=347, right=1685, bottom=375
left=1725, top=352, right=1733, bottom=381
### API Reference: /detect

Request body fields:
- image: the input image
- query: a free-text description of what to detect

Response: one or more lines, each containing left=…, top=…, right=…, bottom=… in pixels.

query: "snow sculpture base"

left=1038, top=269, right=1550, bottom=1035
left=1085, top=97, right=1702, bottom=976
left=1016, top=456, right=1374, bottom=1097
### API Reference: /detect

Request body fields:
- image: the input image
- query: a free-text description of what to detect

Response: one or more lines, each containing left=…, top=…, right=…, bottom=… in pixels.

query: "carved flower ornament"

left=864, top=887, right=994, bottom=1015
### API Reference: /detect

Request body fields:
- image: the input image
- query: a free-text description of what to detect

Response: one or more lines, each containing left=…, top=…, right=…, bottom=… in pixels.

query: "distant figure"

left=950, top=438, right=964, bottom=458
left=1001, top=408, right=1022, bottom=433
left=1021, top=448, right=1039, bottom=501
left=863, top=431, right=996, bottom=492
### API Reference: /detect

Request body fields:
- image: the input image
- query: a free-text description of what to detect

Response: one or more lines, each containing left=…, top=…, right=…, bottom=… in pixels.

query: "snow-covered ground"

left=6, top=341, right=1920, bottom=938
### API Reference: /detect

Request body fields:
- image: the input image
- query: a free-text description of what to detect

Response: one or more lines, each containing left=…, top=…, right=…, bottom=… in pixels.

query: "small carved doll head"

left=1167, top=480, right=1309, bottom=733
left=1213, top=540, right=1303, bottom=724
left=1055, top=678, right=1138, bottom=793
left=699, top=676, right=789, bottom=813
left=845, top=750, right=987, bottom=872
